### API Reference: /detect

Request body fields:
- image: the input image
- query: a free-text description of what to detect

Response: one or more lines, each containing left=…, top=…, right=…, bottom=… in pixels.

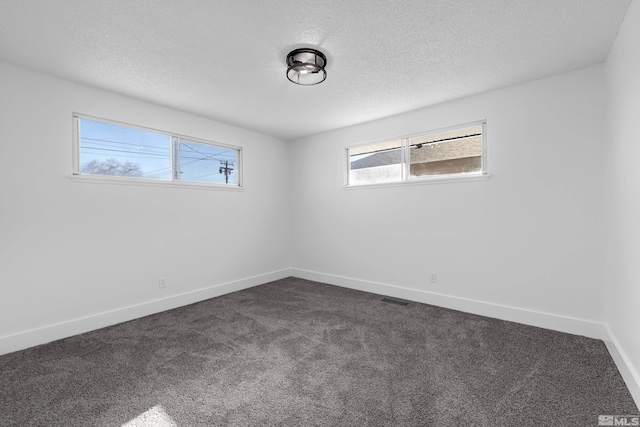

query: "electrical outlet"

left=429, top=271, right=437, bottom=283
left=159, top=277, right=166, bottom=289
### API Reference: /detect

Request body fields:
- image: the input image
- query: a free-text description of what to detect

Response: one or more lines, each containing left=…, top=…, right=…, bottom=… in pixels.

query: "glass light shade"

left=286, top=48, right=327, bottom=86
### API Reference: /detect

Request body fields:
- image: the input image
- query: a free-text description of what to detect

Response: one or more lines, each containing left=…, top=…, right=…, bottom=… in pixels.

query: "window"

left=73, top=115, right=242, bottom=187
left=348, top=139, right=403, bottom=185
left=346, top=121, right=485, bottom=186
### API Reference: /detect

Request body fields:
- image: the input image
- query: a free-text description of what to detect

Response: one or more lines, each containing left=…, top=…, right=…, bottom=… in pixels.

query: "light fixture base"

left=286, top=48, right=327, bottom=86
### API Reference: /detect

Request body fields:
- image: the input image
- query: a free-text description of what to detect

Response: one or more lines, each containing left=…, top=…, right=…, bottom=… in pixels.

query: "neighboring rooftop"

left=351, top=137, right=481, bottom=170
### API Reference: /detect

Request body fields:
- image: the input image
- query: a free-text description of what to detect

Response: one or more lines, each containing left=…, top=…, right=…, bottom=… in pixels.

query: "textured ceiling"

left=0, top=0, right=631, bottom=141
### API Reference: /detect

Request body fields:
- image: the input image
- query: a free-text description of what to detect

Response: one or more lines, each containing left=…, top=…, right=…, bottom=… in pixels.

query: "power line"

left=80, top=139, right=237, bottom=181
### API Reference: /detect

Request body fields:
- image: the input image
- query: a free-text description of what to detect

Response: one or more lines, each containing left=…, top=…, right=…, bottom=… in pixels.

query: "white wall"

left=605, top=0, right=640, bottom=402
left=290, top=65, right=606, bottom=330
left=0, top=14, right=637, bottom=402
left=0, top=62, right=291, bottom=353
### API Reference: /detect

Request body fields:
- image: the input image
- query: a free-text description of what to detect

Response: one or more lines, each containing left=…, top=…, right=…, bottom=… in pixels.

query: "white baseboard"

left=291, top=268, right=607, bottom=340
left=4, top=268, right=638, bottom=409
left=603, top=324, right=640, bottom=409
left=0, top=268, right=292, bottom=356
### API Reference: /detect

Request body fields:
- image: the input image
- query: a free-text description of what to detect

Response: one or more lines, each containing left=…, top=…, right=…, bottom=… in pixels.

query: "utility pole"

left=218, top=160, right=234, bottom=184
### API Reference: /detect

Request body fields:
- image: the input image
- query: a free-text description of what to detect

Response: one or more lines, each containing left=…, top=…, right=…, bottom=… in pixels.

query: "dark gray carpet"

left=1, top=277, right=637, bottom=426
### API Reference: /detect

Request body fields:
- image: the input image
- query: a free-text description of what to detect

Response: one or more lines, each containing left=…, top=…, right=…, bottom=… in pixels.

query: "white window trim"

left=72, top=113, right=243, bottom=189
left=344, top=120, right=488, bottom=188
left=68, top=174, right=246, bottom=191
left=343, top=172, right=490, bottom=190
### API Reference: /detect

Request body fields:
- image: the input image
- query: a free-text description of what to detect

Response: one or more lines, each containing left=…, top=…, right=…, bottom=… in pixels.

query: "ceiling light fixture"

left=286, top=48, right=327, bottom=86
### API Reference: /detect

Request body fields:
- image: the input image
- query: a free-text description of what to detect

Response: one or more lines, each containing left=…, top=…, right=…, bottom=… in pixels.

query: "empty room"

left=1, top=0, right=639, bottom=425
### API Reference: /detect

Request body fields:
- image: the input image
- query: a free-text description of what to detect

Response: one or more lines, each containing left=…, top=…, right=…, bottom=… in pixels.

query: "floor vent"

left=381, top=297, right=410, bottom=306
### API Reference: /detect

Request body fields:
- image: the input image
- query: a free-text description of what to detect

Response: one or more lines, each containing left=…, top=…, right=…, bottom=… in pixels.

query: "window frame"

left=344, top=120, right=488, bottom=188
left=72, top=113, right=243, bottom=190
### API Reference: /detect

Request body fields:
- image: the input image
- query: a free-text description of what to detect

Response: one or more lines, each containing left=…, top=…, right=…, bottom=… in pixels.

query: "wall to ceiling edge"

left=0, top=61, right=292, bottom=355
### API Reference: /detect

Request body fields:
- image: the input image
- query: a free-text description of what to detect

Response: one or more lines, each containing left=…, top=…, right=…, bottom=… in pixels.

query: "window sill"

left=69, top=174, right=245, bottom=191
left=344, top=173, right=490, bottom=190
